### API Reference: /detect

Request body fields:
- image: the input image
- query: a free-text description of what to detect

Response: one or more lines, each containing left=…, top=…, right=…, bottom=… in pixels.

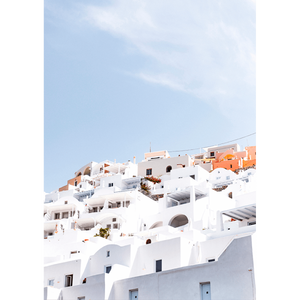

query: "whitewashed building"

left=44, top=149, right=256, bottom=300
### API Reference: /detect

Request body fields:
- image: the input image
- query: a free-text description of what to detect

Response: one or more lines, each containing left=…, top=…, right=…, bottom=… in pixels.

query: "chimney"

left=133, top=156, right=136, bottom=164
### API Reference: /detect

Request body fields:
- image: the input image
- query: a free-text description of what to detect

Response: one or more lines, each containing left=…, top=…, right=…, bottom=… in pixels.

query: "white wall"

left=109, top=235, right=255, bottom=300
left=138, top=155, right=191, bottom=178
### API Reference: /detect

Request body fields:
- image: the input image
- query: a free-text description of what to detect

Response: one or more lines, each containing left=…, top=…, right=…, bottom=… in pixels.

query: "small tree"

left=94, top=227, right=110, bottom=239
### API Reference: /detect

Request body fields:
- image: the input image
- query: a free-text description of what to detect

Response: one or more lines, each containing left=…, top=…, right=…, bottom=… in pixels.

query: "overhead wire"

left=168, top=132, right=256, bottom=153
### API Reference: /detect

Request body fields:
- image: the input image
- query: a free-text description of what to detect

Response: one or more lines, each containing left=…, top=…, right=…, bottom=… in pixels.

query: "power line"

left=168, top=132, right=256, bottom=153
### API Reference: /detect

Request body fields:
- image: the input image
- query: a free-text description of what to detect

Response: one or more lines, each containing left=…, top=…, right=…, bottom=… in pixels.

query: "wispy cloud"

left=79, top=0, right=255, bottom=118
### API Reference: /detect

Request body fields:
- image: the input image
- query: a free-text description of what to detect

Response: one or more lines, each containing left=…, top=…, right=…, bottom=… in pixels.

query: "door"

left=130, top=290, right=138, bottom=300
left=201, top=283, right=211, bottom=300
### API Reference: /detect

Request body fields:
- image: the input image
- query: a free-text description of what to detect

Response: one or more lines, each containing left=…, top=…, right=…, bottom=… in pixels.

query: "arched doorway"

left=169, top=214, right=188, bottom=228
left=84, top=167, right=91, bottom=176
left=166, top=165, right=172, bottom=173
left=149, top=221, right=163, bottom=229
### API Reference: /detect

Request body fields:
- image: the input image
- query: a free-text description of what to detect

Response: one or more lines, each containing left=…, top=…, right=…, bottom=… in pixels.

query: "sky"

left=44, top=0, right=256, bottom=193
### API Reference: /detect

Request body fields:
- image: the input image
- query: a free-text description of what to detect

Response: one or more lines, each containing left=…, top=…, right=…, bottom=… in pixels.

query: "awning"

left=168, top=188, right=206, bottom=201
left=221, top=204, right=256, bottom=221
left=86, top=190, right=137, bottom=206
left=122, top=177, right=141, bottom=185
left=104, top=163, right=128, bottom=174
left=44, top=221, right=58, bottom=231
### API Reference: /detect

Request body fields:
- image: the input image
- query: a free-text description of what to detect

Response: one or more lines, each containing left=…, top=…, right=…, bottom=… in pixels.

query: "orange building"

left=212, top=146, right=256, bottom=172
left=59, top=174, right=82, bottom=192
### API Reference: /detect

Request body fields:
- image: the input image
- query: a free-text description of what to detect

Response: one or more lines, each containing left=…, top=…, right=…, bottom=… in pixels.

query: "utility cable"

left=168, top=132, right=256, bottom=153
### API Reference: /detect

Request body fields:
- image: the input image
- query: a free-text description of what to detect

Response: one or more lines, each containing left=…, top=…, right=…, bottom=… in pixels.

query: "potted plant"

left=94, top=227, right=110, bottom=239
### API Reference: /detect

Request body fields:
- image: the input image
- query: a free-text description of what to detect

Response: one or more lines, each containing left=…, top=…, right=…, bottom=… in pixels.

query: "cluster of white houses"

left=44, top=144, right=256, bottom=300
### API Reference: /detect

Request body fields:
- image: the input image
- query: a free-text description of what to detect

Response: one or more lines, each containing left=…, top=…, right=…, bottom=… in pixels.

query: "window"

left=207, top=258, right=215, bottom=262
left=74, top=181, right=77, bottom=187
left=210, top=152, right=214, bottom=157
left=166, top=166, right=172, bottom=173
left=230, top=164, right=233, bottom=168
left=190, top=175, right=195, bottom=179
left=107, top=251, right=110, bottom=257
left=156, top=259, right=162, bottom=272
left=248, top=221, right=256, bottom=226
left=62, top=212, right=68, bottom=219
left=54, top=213, right=60, bottom=220
left=226, top=176, right=230, bottom=180
left=130, top=289, right=138, bottom=300
left=93, top=207, right=98, bottom=212
left=105, top=265, right=112, bottom=274
left=64, top=201, right=68, bottom=204
left=78, top=297, right=85, bottom=300
left=108, top=183, right=113, bottom=187
left=65, top=274, right=73, bottom=287
left=146, top=168, right=152, bottom=175
left=113, top=223, right=119, bottom=229
left=48, top=279, right=54, bottom=286
left=112, top=218, right=116, bottom=222
left=106, top=224, right=111, bottom=229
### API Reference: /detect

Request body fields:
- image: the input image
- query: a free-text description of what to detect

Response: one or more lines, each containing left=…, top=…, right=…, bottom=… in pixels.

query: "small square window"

left=146, top=168, right=152, bottom=175
left=190, top=175, right=195, bottom=179
left=62, top=212, right=68, bottom=219
left=108, top=183, right=113, bottom=187
left=113, top=223, right=119, bottom=229
left=54, top=213, right=60, bottom=220
left=105, top=266, right=112, bottom=274
left=93, top=207, right=98, bottom=212
left=112, top=218, right=116, bottom=222
left=106, top=224, right=111, bottom=229
left=48, top=279, right=54, bottom=286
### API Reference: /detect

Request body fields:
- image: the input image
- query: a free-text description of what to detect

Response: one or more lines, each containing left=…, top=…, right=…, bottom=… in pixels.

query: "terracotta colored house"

left=212, top=146, right=256, bottom=172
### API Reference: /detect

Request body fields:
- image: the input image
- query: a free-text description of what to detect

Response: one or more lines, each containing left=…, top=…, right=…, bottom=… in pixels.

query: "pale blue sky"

left=44, top=0, right=256, bottom=193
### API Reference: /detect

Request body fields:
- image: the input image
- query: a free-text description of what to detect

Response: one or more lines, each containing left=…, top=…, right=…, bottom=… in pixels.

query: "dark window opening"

left=166, top=166, right=172, bottom=173
left=190, top=175, right=195, bottom=179
left=65, top=274, right=73, bottom=287
left=146, top=168, right=152, bottom=175
left=105, top=266, right=112, bottom=273
left=156, top=259, right=162, bottom=272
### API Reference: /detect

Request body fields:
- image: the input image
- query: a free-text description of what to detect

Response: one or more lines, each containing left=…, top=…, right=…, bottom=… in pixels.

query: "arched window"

left=166, top=166, right=172, bottom=173
left=149, top=221, right=163, bottom=229
left=84, top=167, right=91, bottom=176
left=169, top=214, right=188, bottom=228
left=146, top=239, right=151, bottom=244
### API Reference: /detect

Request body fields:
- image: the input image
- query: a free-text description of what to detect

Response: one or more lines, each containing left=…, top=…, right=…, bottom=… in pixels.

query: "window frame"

left=65, top=274, right=73, bottom=287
